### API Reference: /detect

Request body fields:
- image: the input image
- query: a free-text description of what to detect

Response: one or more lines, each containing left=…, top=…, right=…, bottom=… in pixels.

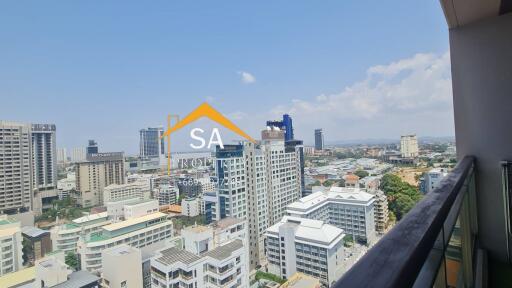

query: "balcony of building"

left=333, top=1, right=512, bottom=287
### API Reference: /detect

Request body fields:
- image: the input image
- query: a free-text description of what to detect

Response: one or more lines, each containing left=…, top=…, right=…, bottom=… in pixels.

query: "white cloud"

left=270, top=51, right=454, bottom=141
left=238, top=71, right=256, bottom=84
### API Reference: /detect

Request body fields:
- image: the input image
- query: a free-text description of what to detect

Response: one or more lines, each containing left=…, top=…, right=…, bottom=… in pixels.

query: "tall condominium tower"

left=314, top=128, right=324, bottom=150
left=212, top=128, right=302, bottom=270
left=70, top=147, right=86, bottom=162
left=400, top=134, right=419, bottom=158
left=266, top=114, right=294, bottom=142
left=75, top=152, right=125, bottom=207
left=0, top=122, right=33, bottom=213
left=56, top=148, right=67, bottom=163
left=139, top=127, right=165, bottom=158
left=31, top=124, right=58, bottom=214
left=86, top=139, right=98, bottom=155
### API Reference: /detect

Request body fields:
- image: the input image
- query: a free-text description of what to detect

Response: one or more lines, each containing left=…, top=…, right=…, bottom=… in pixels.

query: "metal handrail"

left=332, top=156, right=475, bottom=288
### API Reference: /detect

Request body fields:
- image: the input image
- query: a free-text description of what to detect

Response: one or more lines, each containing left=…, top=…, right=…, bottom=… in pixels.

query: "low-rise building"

left=287, top=187, right=376, bottom=244
left=0, top=216, right=23, bottom=276
left=181, top=197, right=201, bottom=217
left=106, top=198, right=159, bottom=222
left=424, top=168, right=449, bottom=194
left=50, top=212, right=112, bottom=254
left=101, top=244, right=143, bottom=288
left=77, top=212, right=173, bottom=272
left=155, top=184, right=179, bottom=206
left=265, top=216, right=345, bottom=287
left=103, top=180, right=151, bottom=203
left=150, top=222, right=248, bottom=288
left=280, top=273, right=321, bottom=288
left=21, top=227, right=52, bottom=265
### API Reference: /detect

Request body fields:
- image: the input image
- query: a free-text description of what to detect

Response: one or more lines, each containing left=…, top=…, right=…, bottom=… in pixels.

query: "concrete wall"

left=450, top=12, right=512, bottom=262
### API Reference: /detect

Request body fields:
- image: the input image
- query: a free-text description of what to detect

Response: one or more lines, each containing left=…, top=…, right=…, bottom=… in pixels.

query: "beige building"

left=101, top=244, right=143, bottom=288
left=103, top=180, right=150, bottom=204
left=400, top=134, right=419, bottom=158
left=76, top=152, right=125, bottom=207
left=0, top=121, right=33, bottom=213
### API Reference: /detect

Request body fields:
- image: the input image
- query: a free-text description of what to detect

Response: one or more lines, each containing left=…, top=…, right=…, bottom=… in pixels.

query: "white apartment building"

left=367, top=189, right=389, bottom=233
left=182, top=197, right=201, bottom=217
left=0, top=121, right=33, bottom=213
left=77, top=212, right=173, bottom=272
left=0, top=216, right=23, bottom=276
left=57, top=172, right=76, bottom=200
left=155, top=184, right=179, bottom=206
left=150, top=221, right=248, bottom=288
left=261, top=129, right=302, bottom=225
left=57, top=147, right=67, bottom=163
left=101, top=244, right=143, bottom=288
left=106, top=198, right=159, bottom=222
left=70, top=147, right=87, bottom=162
left=50, top=212, right=112, bottom=254
left=400, top=134, right=419, bottom=158
left=424, top=168, right=449, bottom=194
left=103, top=180, right=150, bottom=204
left=265, top=216, right=345, bottom=287
left=287, top=187, right=376, bottom=244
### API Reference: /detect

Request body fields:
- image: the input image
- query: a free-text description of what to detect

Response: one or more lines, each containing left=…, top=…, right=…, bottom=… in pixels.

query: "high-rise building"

left=314, top=129, right=324, bottom=150
left=57, top=148, right=67, bottom=163
left=266, top=114, right=294, bottom=141
left=87, top=139, right=99, bottom=155
left=70, top=147, right=87, bottom=162
left=139, top=127, right=164, bottom=158
left=400, top=134, right=419, bottom=158
left=0, top=215, right=23, bottom=276
left=0, top=121, right=33, bottom=214
left=213, top=128, right=302, bottom=269
left=31, top=124, right=58, bottom=214
left=75, top=152, right=125, bottom=207
left=265, top=216, right=345, bottom=286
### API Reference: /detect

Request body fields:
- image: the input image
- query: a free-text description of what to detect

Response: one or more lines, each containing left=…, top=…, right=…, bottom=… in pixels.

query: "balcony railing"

left=333, top=156, right=479, bottom=288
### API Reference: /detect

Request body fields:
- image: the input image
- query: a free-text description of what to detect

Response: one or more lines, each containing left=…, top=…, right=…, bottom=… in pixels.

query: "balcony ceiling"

left=440, top=0, right=512, bottom=28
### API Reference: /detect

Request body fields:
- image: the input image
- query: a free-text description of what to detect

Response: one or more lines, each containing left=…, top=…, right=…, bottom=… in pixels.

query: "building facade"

left=314, top=129, right=324, bottom=151
left=103, top=180, right=151, bottom=204
left=0, top=216, right=23, bottom=276
left=139, top=127, right=165, bottom=158
left=150, top=221, right=248, bottom=288
left=101, top=245, right=143, bottom=288
left=75, top=152, right=125, bottom=207
left=400, top=134, right=419, bottom=158
left=31, top=124, right=58, bottom=214
left=0, top=121, right=33, bottom=214
left=265, top=216, right=345, bottom=287
left=424, top=168, right=448, bottom=194
left=286, top=187, right=376, bottom=244
left=77, top=212, right=173, bottom=272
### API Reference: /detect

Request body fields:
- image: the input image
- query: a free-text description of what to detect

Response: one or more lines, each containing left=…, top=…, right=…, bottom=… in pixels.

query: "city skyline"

left=0, top=1, right=452, bottom=153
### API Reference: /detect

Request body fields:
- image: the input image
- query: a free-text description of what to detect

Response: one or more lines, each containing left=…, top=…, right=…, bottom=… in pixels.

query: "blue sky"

left=0, top=1, right=451, bottom=153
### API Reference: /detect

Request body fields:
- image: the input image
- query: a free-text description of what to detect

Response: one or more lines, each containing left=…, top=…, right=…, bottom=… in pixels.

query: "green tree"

left=354, top=170, right=369, bottom=179
left=65, top=252, right=79, bottom=271
left=380, top=173, right=423, bottom=221
left=323, top=180, right=334, bottom=187
left=343, top=234, right=354, bottom=247
left=22, top=238, right=32, bottom=265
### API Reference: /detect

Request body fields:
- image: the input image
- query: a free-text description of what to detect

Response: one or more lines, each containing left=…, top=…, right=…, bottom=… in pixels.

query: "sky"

left=0, top=1, right=452, bottom=154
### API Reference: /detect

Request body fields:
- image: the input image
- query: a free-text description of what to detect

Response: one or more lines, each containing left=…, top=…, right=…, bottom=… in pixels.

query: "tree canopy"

left=380, top=174, right=423, bottom=220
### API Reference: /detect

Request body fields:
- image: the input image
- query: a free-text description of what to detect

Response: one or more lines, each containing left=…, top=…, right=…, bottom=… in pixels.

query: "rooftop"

left=0, top=266, right=35, bottom=288
left=214, top=217, right=244, bottom=229
left=266, top=216, right=344, bottom=246
left=202, top=239, right=243, bottom=260
left=52, top=270, right=100, bottom=288
left=102, top=212, right=167, bottom=232
left=287, top=187, right=374, bottom=211
left=156, top=247, right=202, bottom=266
left=22, top=226, right=49, bottom=238
left=72, top=212, right=108, bottom=224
